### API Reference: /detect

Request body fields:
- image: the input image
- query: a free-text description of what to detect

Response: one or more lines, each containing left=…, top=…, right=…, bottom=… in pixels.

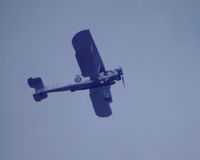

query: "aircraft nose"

left=118, top=66, right=123, bottom=75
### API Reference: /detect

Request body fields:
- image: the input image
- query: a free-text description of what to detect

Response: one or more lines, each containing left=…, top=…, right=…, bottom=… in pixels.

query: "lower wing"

left=89, top=86, right=112, bottom=117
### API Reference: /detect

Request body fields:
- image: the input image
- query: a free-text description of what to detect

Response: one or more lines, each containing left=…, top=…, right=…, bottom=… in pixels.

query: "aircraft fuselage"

left=38, top=68, right=122, bottom=94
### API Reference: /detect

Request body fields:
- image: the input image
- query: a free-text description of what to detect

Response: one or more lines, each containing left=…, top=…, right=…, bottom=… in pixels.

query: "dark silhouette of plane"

left=27, top=30, right=124, bottom=117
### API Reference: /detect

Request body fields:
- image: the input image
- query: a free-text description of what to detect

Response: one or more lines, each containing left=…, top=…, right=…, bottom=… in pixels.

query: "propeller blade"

left=122, top=75, right=125, bottom=87
left=119, top=66, right=123, bottom=74
left=118, top=66, right=125, bottom=87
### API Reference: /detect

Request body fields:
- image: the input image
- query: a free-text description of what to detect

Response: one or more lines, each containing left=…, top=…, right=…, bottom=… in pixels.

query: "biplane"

left=28, top=30, right=124, bottom=117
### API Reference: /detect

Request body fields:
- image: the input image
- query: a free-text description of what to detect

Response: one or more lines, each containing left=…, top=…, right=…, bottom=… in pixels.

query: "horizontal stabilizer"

left=28, top=77, right=44, bottom=89
left=33, top=92, right=48, bottom=102
left=27, top=77, right=48, bottom=102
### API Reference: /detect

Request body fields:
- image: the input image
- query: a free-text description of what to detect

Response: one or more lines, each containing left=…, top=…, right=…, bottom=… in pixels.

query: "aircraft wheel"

left=104, top=96, right=112, bottom=102
left=100, top=80, right=105, bottom=84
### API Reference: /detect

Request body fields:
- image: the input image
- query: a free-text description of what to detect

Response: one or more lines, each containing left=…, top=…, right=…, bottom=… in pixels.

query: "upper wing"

left=72, top=30, right=106, bottom=79
left=89, top=86, right=112, bottom=117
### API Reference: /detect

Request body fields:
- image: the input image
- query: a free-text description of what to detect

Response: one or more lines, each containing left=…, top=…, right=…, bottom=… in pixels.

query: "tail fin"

left=27, top=77, right=48, bottom=102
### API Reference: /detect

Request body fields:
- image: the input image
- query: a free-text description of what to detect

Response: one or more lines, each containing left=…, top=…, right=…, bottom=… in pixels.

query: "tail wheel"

left=75, top=76, right=82, bottom=82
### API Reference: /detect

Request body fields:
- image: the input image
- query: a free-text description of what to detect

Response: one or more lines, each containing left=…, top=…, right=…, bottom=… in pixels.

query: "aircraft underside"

left=27, top=30, right=124, bottom=117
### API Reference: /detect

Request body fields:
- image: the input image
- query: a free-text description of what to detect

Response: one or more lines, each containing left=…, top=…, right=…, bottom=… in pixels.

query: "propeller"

left=122, top=75, right=125, bottom=87
left=118, top=66, right=125, bottom=87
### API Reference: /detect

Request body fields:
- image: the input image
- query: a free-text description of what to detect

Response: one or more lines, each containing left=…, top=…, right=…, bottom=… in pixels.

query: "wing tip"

left=96, top=112, right=112, bottom=118
left=72, top=29, right=92, bottom=51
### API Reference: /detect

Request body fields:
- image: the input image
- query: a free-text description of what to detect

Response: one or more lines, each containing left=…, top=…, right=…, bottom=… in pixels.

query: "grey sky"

left=1, top=0, right=200, bottom=160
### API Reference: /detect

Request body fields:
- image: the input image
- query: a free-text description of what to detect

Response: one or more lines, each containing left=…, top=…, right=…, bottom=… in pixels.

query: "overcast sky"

left=1, top=0, right=200, bottom=160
